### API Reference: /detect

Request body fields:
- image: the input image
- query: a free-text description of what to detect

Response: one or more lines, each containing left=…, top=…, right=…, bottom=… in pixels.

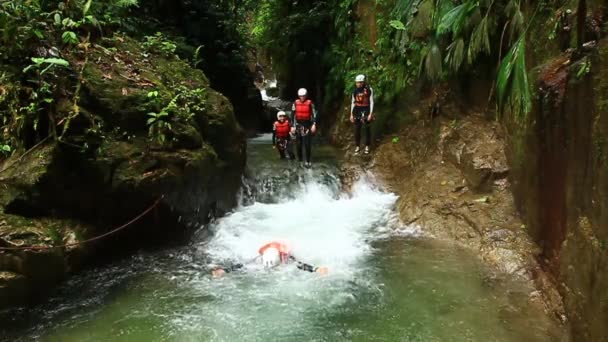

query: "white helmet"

left=355, top=74, right=366, bottom=82
left=262, top=247, right=281, bottom=268
left=277, top=110, right=286, bottom=119
left=297, top=88, right=307, bottom=96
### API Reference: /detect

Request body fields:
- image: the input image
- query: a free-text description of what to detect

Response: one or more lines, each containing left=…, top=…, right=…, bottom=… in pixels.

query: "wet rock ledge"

left=0, top=35, right=245, bottom=309
left=339, top=112, right=566, bottom=324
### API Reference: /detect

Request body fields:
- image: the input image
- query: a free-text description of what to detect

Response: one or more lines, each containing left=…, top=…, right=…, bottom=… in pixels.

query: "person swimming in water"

left=210, top=241, right=328, bottom=278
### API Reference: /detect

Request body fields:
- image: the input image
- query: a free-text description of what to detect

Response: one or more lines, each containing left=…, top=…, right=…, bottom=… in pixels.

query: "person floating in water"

left=272, top=111, right=295, bottom=160
left=210, top=241, right=328, bottom=278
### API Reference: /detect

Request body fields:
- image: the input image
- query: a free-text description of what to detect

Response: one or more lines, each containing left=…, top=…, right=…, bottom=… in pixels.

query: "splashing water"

left=183, top=175, right=402, bottom=341
left=0, top=136, right=565, bottom=341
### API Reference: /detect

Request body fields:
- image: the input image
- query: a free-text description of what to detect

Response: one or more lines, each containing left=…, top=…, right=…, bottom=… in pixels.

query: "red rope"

left=0, top=195, right=164, bottom=251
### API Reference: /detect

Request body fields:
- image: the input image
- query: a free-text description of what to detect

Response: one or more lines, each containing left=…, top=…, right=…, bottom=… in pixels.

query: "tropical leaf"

left=497, top=36, right=530, bottom=121
left=510, top=37, right=531, bottom=121
left=497, top=39, right=519, bottom=109
left=430, top=0, right=456, bottom=30
left=114, top=0, right=139, bottom=7
left=393, top=0, right=417, bottom=16
left=437, top=1, right=477, bottom=36
left=468, top=14, right=490, bottom=64
left=423, top=42, right=443, bottom=81
left=509, top=4, right=524, bottom=43
left=504, top=0, right=517, bottom=16
left=389, top=20, right=406, bottom=30
left=83, top=0, right=92, bottom=16
left=23, top=57, right=69, bottom=73
left=445, top=38, right=465, bottom=71
left=62, top=31, right=79, bottom=44
left=40, top=58, right=69, bottom=67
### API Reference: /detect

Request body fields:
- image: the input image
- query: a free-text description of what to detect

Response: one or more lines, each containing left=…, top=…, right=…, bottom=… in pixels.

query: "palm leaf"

left=445, top=38, right=465, bottom=72
left=423, top=42, right=443, bottom=81
left=434, top=0, right=456, bottom=26
left=509, top=4, right=524, bottom=43
left=114, top=0, right=139, bottom=8
left=497, top=38, right=520, bottom=109
left=510, top=37, right=531, bottom=121
left=497, top=36, right=530, bottom=121
left=437, top=3, right=467, bottom=35
left=393, top=0, right=418, bottom=19
left=468, top=14, right=490, bottom=64
left=437, top=1, right=477, bottom=36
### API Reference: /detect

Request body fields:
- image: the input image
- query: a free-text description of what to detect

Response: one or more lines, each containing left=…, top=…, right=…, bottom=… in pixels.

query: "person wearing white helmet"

left=210, top=241, right=328, bottom=278
left=290, top=88, right=318, bottom=168
left=349, top=74, right=374, bottom=155
left=272, top=110, right=295, bottom=160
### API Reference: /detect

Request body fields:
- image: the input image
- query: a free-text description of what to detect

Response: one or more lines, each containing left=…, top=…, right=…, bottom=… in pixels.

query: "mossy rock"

left=409, top=0, right=434, bottom=39
left=0, top=33, right=246, bottom=310
left=79, top=35, right=210, bottom=135
left=0, top=272, right=27, bottom=308
left=0, top=143, right=56, bottom=211
left=0, top=212, right=88, bottom=309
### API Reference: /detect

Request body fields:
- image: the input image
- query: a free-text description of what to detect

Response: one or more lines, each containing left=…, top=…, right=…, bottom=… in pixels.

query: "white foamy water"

left=175, top=176, right=401, bottom=340
left=207, top=177, right=399, bottom=275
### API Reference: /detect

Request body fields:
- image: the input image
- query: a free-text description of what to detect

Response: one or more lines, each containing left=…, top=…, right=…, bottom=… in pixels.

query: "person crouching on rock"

left=272, top=111, right=295, bottom=160
left=291, top=88, right=318, bottom=168
left=210, top=241, right=328, bottom=278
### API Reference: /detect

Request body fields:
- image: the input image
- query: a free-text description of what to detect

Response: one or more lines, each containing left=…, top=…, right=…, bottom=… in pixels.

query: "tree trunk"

left=577, top=0, right=586, bottom=49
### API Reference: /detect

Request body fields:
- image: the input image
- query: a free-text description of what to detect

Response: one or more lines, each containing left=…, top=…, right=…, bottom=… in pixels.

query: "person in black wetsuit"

left=349, top=74, right=375, bottom=155
left=291, top=88, right=318, bottom=168
left=210, top=241, right=328, bottom=278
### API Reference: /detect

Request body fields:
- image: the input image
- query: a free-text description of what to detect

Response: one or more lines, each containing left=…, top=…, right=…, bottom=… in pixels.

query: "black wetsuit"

left=289, top=255, right=319, bottom=272
left=215, top=257, right=319, bottom=274
left=291, top=101, right=318, bottom=164
left=217, top=263, right=244, bottom=273
left=351, top=85, right=374, bottom=147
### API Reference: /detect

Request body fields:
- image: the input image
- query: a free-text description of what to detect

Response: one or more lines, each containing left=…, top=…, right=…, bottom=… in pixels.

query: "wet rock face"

left=506, top=38, right=608, bottom=341
left=0, top=35, right=246, bottom=310
left=439, top=117, right=509, bottom=191
left=351, top=111, right=564, bottom=325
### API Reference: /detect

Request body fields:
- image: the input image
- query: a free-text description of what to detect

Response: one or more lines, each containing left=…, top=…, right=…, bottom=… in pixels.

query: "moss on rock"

left=0, top=33, right=246, bottom=310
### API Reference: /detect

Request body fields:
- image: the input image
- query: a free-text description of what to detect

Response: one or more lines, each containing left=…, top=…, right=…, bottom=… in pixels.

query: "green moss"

left=0, top=213, right=79, bottom=248
left=81, top=35, right=210, bottom=135
left=0, top=143, right=55, bottom=209
left=592, top=40, right=608, bottom=168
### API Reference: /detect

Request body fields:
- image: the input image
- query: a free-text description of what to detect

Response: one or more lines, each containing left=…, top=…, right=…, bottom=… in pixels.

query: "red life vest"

left=353, top=86, right=371, bottom=107
left=259, top=241, right=291, bottom=263
left=294, top=99, right=312, bottom=121
left=274, top=120, right=290, bottom=139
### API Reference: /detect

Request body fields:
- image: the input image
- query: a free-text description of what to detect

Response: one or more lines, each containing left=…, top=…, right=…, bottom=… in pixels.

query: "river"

left=0, top=134, right=564, bottom=341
